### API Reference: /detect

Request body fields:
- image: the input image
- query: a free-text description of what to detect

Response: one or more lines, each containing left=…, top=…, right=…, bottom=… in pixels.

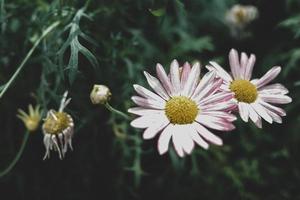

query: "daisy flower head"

left=128, top=60, right=236, bottom=157
left=206, top=49, right=292, bottom=128
left=42, top=91, right=74, bottom=160
left=17, top=104, right=41, bottom=132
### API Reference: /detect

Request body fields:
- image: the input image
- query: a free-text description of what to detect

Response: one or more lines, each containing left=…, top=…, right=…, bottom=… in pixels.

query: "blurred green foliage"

left=0, top=0, right=300, bottom=199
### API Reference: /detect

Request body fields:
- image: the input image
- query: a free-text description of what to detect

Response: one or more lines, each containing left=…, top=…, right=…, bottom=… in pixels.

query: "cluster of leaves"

left=0, top=0, right=300, bottom=199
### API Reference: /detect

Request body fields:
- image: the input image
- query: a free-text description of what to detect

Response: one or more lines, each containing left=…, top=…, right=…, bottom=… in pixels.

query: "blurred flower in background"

left=206, top=49, right=292, bottom=128
left=17, top=104, right=41, bottom=132
left=129, top=60, right=236, bottom=157
left=42, top=91, right=74, bottom=160
left=225, top=4, right=258, bottom=38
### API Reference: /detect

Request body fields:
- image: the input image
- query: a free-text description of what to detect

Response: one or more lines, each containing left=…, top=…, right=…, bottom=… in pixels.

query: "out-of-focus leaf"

left=149, top=8, right=166, bottom=17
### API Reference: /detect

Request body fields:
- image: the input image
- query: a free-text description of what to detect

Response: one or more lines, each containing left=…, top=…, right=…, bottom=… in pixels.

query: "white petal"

left=259, top=94, right=292, bottom=104
left=255, top=66, right=281, bottom=88
left=128, top=107, right=164, bottom=116
left=180, top=125, right=195, bottom=154
left=131, top=114, right=164, bottom=128
left=170, top=60, right=181, bottom=95
left=157, top=124, right=174, bottom=155
left=194, top=79, right=223, bottom=102
left=251, top=102, right=273, bottom=124
left=259, top=83, right=289, bottom=95
left=244, top=54, right=256, bottom=80
left=156, top=63, right=173, bottom=96
left=143, top=117, right=169, bottom=139
left=189, top=124, right=209, bottom=149
left=193, top=123, right=223, bottom=145
left=182, top=62, right=200, bottom=97
left=258, top=100, right=286, bottom=116
left=201, top=100, right=237, bottom=112
left=238, top=102, right=249, bottom=122
left=192, top=70, right=216, bottom=99
left=131, top=96, right=165, bottom=109
left=201, top=111, right=237, bottom=122
left=144, top=71, right=170, bottom=100
left=246, top=104, right=262, bottom=128
left=195, top=115, right=235, bottom=131
left=207, top=61, right=233, bottom=83
left=240, top=52, right=248, bottom=76
left=172, top=126, right=185, bottom=157
left=229, top=49, right=241, bottom=79
left=133, top=84, right=165, bottom=103
left=199, top=91, right=234, bottom=106
left=266, top=109, right=282, bottom=124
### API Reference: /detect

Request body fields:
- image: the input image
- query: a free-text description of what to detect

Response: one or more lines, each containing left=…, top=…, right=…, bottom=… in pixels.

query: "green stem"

left=0, top=21, right=60, bottom=99
left=105, top=103, right=130, bottom=120
left=0, top=131, right=30, bottom=178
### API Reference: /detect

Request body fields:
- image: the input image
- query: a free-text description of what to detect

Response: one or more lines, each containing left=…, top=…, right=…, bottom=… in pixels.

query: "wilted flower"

left=17, top=104, right=41, bottom=132
left=42, top=91, right=74, bottom=160
left=226, top=4, right=258, bottom=36
left=206, top=49, right=292, bottom=128
left=129, top=61, right=236, bottom=157
left=90, top=84, right=112, bottom=105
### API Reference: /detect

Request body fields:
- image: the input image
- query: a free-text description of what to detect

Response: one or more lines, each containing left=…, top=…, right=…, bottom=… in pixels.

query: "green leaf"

left=149, top=8, right=166, bottom=17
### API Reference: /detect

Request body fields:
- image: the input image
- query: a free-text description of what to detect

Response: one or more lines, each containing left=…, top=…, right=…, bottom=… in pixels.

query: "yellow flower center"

left=230, top=79, right=258, bottom=103
left=235, top=9, right=247, bottom=24
left=165, top=96, right=199, bottom=124
left=43, top=111, right=70, bottom=135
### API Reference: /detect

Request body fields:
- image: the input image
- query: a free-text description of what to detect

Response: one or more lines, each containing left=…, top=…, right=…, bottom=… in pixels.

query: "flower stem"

left=105, top=103, right=130, bottom=120
left=0, top=131, right=30, bottom=178
left=0, top=21, right=60, bottom=100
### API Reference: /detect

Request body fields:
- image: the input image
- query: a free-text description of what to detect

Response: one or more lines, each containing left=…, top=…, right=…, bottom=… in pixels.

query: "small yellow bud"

left=90, top=84, right=112, bottom=105
left=17, top=104, right=41, bottom=132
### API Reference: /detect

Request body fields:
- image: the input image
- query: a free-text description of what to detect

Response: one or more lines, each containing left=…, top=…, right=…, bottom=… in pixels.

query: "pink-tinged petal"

left=192, top=70, right=216, bottom=99
left=172, top=126, right=185, bottom=157
left=133, top=84, right=165, bottom=103
left=189, top=125, right=209, bottom=149
left=131, top=96, right=165, bottom=109
left=199, top=92, right=234, bottom=106
left=258, top=83, right=289, bottom=95
left=244, top=54, right=256, bottom=80
left=157, top=124, right=174, bottom=155
left=144, top=71, right=170, bottom=100
left=246, top=104, right=262, bottom=128
left=201, top=101, right=237, bottom=112
left=195, top=115, right=235, bottom=131
left=207, top=61, right=233, bottom=83
left=156, top=63, right=173, bottom=96
left=259, top=94, right=292, bottom=104
left=143, top=116, right=169, bottom=139
left=194, top=78, right=223, bottom=102
left=255, top=66, right=281, bottom=88
left=229, top=48, right=241, bottom=79
left=180, top=62, right=191, bottom=89
left=201, top=111, right=237, bottom=122
left=258, top=100, right=286, bottom=116
left=193, top=123, right=223, bottom=145
left=182, top=62, right=201, bottom=97
left=266, top=109, right=282, bottom=124
left=130, top=114, right=164, bottom=128
left=238, top=102, right=249, bottom=122
left=251, top=102, right=273, bottom=124
left=170, top=59, right=181, bottom=95
left=128, top=107, right=164, bottom=116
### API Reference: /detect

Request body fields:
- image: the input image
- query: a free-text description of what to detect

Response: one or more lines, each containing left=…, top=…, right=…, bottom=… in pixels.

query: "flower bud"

left=17, top=104, right=41, bottom=132
left=90, top=84, right=112, bottom=105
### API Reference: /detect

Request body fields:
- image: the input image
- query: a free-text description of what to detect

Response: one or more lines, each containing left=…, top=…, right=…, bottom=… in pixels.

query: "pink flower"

left=128, top=60, right=236, bottom=157
left=206, top=49, right=292, bottom=128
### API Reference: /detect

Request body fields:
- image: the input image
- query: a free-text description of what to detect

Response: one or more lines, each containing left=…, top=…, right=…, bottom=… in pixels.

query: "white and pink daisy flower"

left=206, top=49, right=292, bottom=128
left=128, top=61, right=236, bottom=157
